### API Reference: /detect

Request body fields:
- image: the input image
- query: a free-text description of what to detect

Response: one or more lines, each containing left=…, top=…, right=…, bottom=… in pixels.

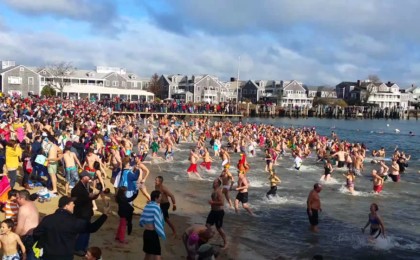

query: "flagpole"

left=236, top=56, right=241, bottom=113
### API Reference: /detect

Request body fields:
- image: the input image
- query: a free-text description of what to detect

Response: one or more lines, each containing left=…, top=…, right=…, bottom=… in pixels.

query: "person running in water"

left=234, top=171, right=254, bottom=216
left=219, top=164, right=234, bottom=208
left=361, top=203, right=386, bottom=239
left=372, top=170, right=384, bottom=194
left=200, top=148, right=213, bottom=171
left=343, top=169, right=356, bottom=195
left=187, top=149, right=201, bottom=178
left=266, top=170, right=281, bottom=199
left=321, top=159, right=333, bottom=181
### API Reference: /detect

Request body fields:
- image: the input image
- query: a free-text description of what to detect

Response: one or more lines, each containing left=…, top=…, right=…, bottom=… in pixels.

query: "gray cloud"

left=0, top=17, right=9, bottom=31
left=2, top=0, right=123, bottom=34
left=144, top=0, right=420, bottom=40
left=0, top=15, right=419, bottom=87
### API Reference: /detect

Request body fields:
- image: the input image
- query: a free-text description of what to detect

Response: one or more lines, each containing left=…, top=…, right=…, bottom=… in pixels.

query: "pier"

left=112, top=111, right=243, bottom=119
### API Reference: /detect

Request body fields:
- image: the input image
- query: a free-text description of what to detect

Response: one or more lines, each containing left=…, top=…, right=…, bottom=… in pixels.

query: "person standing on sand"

left=63, top=146, right=83, bottom=195
left=139, top=190, right=166, bottom=260
left=33, top=196, right=109, bottom=260
left=206, top=178, right=227, bottom=249
left=234, top=171, right=254, bottom=216
left=72, top=171, right=102, bottom=256
left=46, top=136, right=63, bottom=194
left=0, top=219, right=26, bottom=260
left=15, top=190, right=39, bottom=260
left=307, top=183, right=322, bottom=233
left=154, top=176, right=177, bottom=238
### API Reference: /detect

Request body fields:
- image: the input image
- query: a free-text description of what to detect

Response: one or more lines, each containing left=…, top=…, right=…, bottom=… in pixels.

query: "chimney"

left=357, top=80, right=361, bottom=87
left=1, top=61, right=16, bottom=70
left=230, top=77, right=236, bottom=82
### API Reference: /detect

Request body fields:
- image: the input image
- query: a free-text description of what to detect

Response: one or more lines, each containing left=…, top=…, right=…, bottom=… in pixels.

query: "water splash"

left=338, top=185, right=375, bottom=197
left=319, top=177, right=341, bottom=185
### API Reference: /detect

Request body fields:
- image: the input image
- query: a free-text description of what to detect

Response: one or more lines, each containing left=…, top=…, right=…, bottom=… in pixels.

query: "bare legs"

left=49, top=172, right=58, bottom=193
left=234, top=199, right=254, bottom=216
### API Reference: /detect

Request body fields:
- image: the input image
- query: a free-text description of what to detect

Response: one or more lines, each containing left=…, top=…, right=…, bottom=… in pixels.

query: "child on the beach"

left=0, top=219, right=26, bottom=259
left=115, top=186, right=139, bottom=243
left=3, top=189, right=19, bottom=226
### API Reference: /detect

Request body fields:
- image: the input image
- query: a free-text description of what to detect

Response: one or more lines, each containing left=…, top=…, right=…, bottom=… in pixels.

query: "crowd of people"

left=97, top=98, right=240, bottom=114
left=0, top=95, right=414, bottom=259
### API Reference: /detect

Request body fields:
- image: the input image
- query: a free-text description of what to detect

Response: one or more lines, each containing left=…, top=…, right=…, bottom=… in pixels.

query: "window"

left=137, top=82, right=142, bottom=88
left=28, top=77, right=34, bottom=85
left=20, top=67, right=24, bottom=72
left=122, top=81, right=126, bottom=87
left=8, top=76, right=22, bottom=84
left=253, top=90, right=257, bottom=94
left=196, top=97, right=200, bottom=101
left=112, top=81, right=117, bottom=87
left=106, top=80, right=110, bottom=86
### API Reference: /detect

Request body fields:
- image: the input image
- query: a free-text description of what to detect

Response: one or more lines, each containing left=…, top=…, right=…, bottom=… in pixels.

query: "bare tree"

left=43, top=62, right=76, bottom=97
left=148, top=73, right=161, bottom=97
left=367, top=74, right=380, bottom=83
left=362, top=82, right=377, bottom=104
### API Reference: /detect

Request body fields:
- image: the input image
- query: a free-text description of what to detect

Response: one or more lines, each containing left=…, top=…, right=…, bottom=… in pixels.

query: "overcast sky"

left=0, top=0, right=419, bottom=87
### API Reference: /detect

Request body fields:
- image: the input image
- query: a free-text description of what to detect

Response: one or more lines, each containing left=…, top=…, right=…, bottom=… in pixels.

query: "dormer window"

left=86, top=72, right=94, bottom=77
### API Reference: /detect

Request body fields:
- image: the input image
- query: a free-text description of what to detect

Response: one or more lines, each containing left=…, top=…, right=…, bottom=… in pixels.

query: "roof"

left=26, top=66, right=146, bottom=81
left=336, top=81, right=357, bottom=87
left=0, top=65, right=19, bottom=74
left=61, top=84, right=154, bottom=96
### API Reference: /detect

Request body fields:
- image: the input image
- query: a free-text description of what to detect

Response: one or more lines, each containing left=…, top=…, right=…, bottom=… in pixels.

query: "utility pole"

left=236, top=56, right=241, bottom=114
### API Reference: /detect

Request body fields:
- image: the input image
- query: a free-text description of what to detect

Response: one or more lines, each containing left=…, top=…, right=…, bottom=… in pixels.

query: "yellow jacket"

left=6, top=145, right=22, bottom=169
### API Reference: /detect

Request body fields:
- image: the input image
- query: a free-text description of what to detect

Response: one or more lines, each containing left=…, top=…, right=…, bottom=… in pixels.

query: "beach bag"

left=113, top=171, right=122, bottom=188
left=0, top=176, right=11, bottom=204
left=24, top=158, right=33, bottom=174
left=35, top=154, right=48, bottom=166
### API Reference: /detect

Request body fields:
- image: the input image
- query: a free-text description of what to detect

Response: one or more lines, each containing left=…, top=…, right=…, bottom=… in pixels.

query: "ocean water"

left=153, top=118, right=420, bottom=260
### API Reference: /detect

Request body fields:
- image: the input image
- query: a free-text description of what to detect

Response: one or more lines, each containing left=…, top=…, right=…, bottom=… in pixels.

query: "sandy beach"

left=28, top=165, right=235, bottom=260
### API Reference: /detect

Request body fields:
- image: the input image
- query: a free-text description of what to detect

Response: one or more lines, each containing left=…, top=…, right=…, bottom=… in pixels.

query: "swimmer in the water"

left=361, top=203, right=386, bottom=239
